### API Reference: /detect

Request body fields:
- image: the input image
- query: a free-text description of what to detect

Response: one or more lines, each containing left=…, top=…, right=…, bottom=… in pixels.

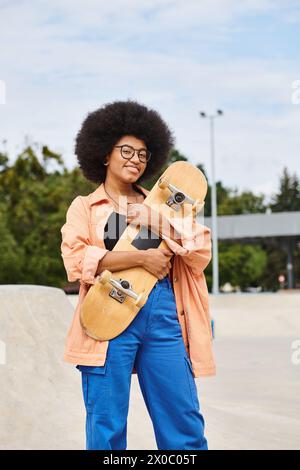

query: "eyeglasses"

left=115, top=144, right=151, bottom=163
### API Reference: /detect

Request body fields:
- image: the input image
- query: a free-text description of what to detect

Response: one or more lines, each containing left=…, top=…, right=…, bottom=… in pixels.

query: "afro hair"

left=75, top=99, right=175, bottom=184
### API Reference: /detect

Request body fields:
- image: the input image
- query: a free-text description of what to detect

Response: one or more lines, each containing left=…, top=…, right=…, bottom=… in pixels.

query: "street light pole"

left=199, top=109, right=224, bottom=295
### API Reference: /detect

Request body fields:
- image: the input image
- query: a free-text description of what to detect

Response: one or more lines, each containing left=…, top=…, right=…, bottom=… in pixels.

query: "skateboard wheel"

left=135, top=292, right=148, bottom=308
left=174, top=191, right=185, bottom=204
left=99, top=269, right=112, bottom=285
left=158, top=176, right=170, bottom=190
left=120, top=280, right=130, bottom=289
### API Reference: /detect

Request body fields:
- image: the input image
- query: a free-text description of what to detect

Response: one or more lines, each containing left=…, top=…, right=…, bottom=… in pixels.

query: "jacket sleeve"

left=60, top=196, right=109, bottom=284
left=159, top=213, right=212, bottom=276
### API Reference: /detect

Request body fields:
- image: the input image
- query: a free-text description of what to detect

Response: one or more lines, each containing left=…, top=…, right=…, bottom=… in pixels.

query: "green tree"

left=0, top=203, right=24, bottom=283
left=218, top=242, right=267, bottom=290
left=0, top=140, right=299, bottom=292
left=270, top=167, right=300, bottom=212
left=258, top=239, right=287, bottom=291
left=0, top=143, right=96, bottom=287
left=218, top=189, right=266, bottom=215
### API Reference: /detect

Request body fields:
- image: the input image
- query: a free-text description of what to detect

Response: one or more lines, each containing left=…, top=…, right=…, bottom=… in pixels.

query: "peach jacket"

left=60, top=182, right=216, bottom=378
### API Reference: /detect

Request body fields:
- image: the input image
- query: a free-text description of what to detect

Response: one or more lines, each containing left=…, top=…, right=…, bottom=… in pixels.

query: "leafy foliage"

left=0, top=142, right=299, bottom=291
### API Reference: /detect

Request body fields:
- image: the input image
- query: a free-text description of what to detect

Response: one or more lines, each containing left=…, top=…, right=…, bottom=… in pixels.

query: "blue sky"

left=0, top=0, right=300, bottom=200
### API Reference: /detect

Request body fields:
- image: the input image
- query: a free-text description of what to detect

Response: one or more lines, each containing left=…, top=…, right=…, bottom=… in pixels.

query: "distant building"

left=203, top=211, right=300, bottom=289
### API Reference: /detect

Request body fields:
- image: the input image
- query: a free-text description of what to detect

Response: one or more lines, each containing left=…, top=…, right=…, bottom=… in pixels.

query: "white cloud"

left=0, top=0, right=299, bottom=199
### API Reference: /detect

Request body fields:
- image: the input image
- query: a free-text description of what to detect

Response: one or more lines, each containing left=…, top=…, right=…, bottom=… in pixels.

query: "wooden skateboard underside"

left=80, top=161, right=207, bottom=341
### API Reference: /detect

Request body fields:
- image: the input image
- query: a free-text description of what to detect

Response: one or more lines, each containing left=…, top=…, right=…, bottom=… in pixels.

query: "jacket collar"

left=89, top=182, right=149, bottom=206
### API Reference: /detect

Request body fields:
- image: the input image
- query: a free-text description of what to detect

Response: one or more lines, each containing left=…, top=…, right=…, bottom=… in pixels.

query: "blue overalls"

left=77, top=276, right=208, bottom=450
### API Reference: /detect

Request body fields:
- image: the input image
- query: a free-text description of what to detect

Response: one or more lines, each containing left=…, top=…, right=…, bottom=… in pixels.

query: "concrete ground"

left=202, top=293, right=300, bottom=450
left=0, top=286, right=299, bottom=450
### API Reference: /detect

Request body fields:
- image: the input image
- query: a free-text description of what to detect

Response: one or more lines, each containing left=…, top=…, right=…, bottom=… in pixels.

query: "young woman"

left=60, top=100, right=215, bottom=450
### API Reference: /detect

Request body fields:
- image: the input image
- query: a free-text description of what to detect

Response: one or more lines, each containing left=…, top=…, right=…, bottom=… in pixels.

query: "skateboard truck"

left=97, top=270, right=147, bottom=307
left=158, top=177, right=202, bottom=213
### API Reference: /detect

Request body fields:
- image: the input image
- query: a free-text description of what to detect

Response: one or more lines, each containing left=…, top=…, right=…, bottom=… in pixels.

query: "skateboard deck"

left=80, top=161, right=207, bottom=341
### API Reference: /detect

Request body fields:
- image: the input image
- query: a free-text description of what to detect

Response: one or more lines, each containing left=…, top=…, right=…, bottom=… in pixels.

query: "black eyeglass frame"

left=114, top=144, right=151, bottom=163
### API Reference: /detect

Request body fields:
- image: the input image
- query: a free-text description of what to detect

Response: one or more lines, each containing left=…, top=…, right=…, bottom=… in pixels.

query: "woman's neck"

left=104, top=177, right=139, bottom=197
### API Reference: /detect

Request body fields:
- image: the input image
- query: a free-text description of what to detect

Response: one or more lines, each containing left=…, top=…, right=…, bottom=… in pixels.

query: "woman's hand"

left=141, top=248, right=173, bottom=279
left=126, top=204, right=174, bottom=279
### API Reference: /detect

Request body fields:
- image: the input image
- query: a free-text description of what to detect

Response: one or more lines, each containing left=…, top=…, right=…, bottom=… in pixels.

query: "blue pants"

left=77, top=276, right=208, bottom=450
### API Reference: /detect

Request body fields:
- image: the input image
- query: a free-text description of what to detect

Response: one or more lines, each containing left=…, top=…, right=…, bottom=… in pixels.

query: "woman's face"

left=105, top=135, right=148, bottom=184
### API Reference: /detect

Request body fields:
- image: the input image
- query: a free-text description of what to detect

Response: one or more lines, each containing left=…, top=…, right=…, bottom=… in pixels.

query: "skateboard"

left=80, top=161, right=207, bottom=341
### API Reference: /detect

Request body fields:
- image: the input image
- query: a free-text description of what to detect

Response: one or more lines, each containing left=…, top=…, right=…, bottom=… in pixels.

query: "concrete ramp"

left=0, top=285, right=85, bottom=449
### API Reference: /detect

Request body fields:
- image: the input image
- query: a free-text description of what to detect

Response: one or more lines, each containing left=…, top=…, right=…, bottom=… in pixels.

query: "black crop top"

left=103, top=185, right=164, bottom=251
